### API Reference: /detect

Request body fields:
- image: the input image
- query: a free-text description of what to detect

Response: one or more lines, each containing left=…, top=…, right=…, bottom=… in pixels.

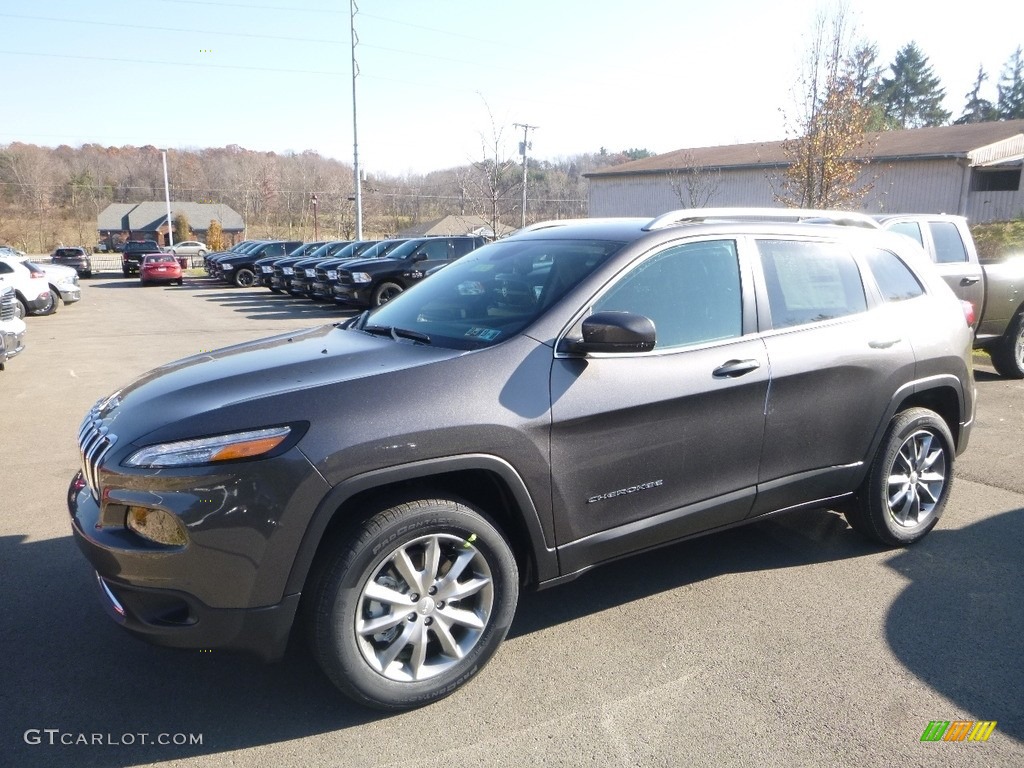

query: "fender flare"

left=283, top=453, right=559, bottom=596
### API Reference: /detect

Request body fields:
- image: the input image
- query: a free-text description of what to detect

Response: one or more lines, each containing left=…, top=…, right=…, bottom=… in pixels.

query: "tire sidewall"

left=315, top=502, right=518, bottom=710
left=372, top=282, right=403, bottom=307
left=869, top=408, right=955, bottom=545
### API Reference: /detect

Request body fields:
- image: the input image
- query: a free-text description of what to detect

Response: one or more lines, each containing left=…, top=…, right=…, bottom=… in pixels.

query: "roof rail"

left=644, top=207, right=881, bottom=231
left=513, top=218, right=591, bottom=234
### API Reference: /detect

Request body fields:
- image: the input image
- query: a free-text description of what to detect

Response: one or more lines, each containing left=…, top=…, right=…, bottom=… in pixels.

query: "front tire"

left=308, top=499, right=519, bottom=711
left=845, top=407, right=954, bottom=546
left=31, top=289, right=57, bottom=315
left=234, top=268, right=256, bottom=288
left=989, top=309, right=1024, bottom=379
left=372, top=281, right=403, bottom=307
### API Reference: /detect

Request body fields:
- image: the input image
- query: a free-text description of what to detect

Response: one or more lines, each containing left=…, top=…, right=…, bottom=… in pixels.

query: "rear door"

left=751, top=236, right=917, bottom=515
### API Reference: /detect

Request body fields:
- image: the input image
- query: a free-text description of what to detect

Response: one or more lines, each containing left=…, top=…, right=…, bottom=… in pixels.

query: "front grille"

left=337, top=274, right=353, bottom=286
left=0, top=288, right=14, bottom=321
left=78, top=409, right=117, bottom=501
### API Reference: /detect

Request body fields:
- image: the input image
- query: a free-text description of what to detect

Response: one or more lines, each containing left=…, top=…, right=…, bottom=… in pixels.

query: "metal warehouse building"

left=586, top=120, right=1024, bottom=223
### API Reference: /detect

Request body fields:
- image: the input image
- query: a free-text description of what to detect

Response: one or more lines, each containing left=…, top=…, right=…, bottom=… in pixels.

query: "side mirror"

left=412, top=252, right=428, bottom=262
left=561, top=311, right=656, bottom=354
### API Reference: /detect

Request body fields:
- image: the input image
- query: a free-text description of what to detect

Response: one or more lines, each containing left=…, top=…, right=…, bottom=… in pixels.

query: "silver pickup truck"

left=876, top=214, right=1024, bottom=378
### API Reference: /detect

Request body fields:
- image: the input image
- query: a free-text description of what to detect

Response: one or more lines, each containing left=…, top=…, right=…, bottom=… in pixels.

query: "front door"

left=549, top=239, right=769, bottom=572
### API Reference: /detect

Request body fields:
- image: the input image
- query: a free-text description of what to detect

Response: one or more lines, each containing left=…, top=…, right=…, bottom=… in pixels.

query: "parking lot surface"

left=2, top=274, right=1022, bottom=767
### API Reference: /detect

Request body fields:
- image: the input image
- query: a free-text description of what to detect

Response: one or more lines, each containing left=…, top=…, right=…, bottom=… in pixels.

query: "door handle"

left=869, top=338, right=902, bottom=349
left=960, top=276, right=981, bottom=286
left=713, top=359, right=761, bottom=378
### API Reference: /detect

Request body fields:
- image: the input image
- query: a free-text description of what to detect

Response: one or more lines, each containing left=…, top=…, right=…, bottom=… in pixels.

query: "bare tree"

left=666, top=151, right=721, bottom=208
left=776, top=5, right=877, bottom=209
left=470, top=97, right=520, bottom=237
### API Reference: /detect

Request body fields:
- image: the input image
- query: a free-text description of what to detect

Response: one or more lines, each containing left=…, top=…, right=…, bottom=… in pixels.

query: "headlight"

left=351, top=272, right=371, bottom=284
left=283, top=267, right=294, bottom=275
left=326, top=270, right=338, bottom=280
left=305, top=268, right=315, bottom=277
left=222, top=262, right=234, bottom=270
left=124, top=426, right=291, bottom=468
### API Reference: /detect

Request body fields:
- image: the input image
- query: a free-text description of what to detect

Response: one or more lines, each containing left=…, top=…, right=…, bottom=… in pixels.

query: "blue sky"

left=0, top=0, right=1021, bottom=175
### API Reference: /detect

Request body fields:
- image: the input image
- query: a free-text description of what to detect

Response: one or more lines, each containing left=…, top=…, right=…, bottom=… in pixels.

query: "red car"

left=139, top=254, right=184, bottom=286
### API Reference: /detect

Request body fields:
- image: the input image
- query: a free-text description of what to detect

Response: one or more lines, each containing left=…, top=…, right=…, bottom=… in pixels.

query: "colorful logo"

left=920, top=721, right=997, bottom=742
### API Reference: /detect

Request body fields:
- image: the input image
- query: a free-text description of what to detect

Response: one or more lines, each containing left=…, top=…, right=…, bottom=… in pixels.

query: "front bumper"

left=57, top=285, right=81, bottom=303
left=67, top=445, right=329, bottom=658
left=1, top=323, right=26, bottom=359
left=331, top=284, right=370, bottom=306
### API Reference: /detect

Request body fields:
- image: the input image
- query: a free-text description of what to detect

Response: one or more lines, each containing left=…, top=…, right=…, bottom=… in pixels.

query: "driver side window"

left=592, top=240, right=742, bottom=349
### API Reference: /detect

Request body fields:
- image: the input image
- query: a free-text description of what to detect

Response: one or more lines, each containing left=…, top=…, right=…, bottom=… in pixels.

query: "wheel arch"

left=856, top=376, right=965, bottom=488
left=285, top=454, right=558, bottom=599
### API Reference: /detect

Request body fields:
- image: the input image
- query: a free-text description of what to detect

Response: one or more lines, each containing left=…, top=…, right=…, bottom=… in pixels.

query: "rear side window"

left=887, top=221, right=923, bottom=246
left=759, top=240, right=867, bottom=328
left=865, top=249, right=924, bottom=302
left=928, top=222, right=968, bottom=263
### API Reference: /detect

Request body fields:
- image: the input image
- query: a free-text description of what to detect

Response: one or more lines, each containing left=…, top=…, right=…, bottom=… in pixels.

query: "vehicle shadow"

left=5, top=506, right=1019, bottom=765
left=883, top=507, right=1024, bottom=741
left=0, top=508, right=877, bottom=767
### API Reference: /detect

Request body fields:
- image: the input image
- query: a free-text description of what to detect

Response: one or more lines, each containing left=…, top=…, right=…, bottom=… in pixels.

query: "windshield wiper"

left=363, top=324, right=432, bottom=345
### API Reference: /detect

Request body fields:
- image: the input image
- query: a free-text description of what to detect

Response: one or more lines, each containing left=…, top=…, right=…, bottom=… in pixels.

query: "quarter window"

left=864, top=249, right=924, bottom=302
left=759, top=240, right=867, bottom=328
left=592, top=240, right=742, bottom=349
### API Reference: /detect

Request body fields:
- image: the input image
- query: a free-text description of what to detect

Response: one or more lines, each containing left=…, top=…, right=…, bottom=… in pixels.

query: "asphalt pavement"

left=1, top=272, right=1021, bottom=768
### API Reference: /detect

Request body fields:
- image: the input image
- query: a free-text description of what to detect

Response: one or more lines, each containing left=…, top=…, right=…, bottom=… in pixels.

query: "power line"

left=0, top=12, right=345, bottom=44
left=0, top=49, right=343, bottom=76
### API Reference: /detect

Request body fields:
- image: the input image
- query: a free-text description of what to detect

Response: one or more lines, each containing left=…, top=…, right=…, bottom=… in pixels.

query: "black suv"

left=121, top=241, right=162, bottom=276
left=333, top=235, right=487, bottom=307
left=69, top=209, right=974, bottom=711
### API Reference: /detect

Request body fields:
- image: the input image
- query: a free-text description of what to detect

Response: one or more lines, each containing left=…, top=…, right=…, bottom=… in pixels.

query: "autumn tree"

left=875, top=42, right=951, bottom=128
left=997, top=46, right=1024, bottom=119
left=206, top=219, right=224, bottom=251
left=777, top=7, right=876, bottom=209
left=955, top=66, right=999, bottom=124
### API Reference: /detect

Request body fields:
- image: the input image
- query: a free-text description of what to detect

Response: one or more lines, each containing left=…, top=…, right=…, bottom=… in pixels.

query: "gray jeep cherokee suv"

left=69, top=209, right=975, bottom=710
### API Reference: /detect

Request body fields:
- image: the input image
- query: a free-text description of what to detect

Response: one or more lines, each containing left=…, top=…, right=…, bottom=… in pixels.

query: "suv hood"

left=101, top=324, right=462, bottom=443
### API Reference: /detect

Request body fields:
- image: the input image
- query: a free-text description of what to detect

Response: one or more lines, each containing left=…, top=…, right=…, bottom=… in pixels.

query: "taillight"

left=30, top=271, right=46, bottom=279
left=961, top=300, right=976, bottom=327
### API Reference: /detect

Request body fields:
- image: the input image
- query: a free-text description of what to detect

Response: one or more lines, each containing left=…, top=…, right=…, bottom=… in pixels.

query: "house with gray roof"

left=97, top=202, right=245, bottom=249
left=586, top=120, right=1024, bottom=223
left=397, top=214, right=514, bottom=239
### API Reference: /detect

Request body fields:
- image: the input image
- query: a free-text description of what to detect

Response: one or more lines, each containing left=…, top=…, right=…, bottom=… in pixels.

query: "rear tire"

left=989, top=309, right=1024, bottom=379
left=31, top=290, right=57, bottom=316
left=845, top=407, right=954, bottom=546
left=308, top=498, right=518, bottom=711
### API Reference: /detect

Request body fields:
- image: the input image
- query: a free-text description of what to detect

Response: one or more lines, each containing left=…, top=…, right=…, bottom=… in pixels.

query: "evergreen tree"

left=172, top=212, right=190, bottom=243
left=955, top=65, right=999, bottom=124
left=876, top=42, right=951, bottom=128
left=997, top=46, right=1024, bottom=119
left=844, top=41, right=888, bottom=130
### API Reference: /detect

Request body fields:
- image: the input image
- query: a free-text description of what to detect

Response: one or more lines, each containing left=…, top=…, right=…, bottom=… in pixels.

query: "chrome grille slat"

left=78, top=409, right=117, bottom=501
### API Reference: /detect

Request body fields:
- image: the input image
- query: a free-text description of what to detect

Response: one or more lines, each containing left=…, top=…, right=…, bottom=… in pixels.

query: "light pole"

left=514, top=123, right=537, bottom=229
left=161, top=149, right=173, bottom=248
left=311, top=194, right=319, bottom=241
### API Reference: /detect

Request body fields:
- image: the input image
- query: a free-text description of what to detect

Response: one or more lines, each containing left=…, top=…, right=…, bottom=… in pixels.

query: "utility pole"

left=311, top=194, right=319, bottom=241
left=513, top=123, right=537, bottom=229
left=350, top=0, right=363, bottom=239
left=161, top=149, right=173, bottom=248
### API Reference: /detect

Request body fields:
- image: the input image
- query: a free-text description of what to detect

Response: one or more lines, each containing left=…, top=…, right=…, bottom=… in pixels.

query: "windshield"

left=382, top=239, right=423, bottom=260
left=361, top=239, right=406, bottom=259
left=361, top=238, right=624, bottom=350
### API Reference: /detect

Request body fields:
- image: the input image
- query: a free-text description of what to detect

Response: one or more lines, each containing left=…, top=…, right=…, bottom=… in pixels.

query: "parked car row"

left=203, top=235, right=490, bottom=308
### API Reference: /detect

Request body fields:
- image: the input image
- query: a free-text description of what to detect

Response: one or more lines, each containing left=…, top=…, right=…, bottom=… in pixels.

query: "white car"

left=36, top=261, right=82, bottom=305
left=168, top=241, right=208, bottom=258
left=0, top=255, right=57, bottom=316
